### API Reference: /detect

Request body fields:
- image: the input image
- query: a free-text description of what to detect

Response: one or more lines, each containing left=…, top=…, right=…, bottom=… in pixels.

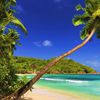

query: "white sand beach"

left=21, top=86, right=86, bottom=100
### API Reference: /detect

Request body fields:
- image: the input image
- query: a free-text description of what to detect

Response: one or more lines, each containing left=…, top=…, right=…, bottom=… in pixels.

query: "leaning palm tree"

left=3, top=0, right=100, bottom=100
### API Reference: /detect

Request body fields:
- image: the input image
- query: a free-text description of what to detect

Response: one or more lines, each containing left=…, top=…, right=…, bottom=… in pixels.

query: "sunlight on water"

left=19, top=74, right=100, bottom=99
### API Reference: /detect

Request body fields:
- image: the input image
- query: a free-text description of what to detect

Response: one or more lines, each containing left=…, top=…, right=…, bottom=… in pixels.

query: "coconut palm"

left=0, top=0, right=27, bottom=59
left=0, top=29, right=20, bottom=57
left=0, top=0, right=27, bottom=33
left=3, top=0, right=100, bottom=100
left=0, top=0, right=27, bottom=73
left=0, top=0, right=27, bottom=99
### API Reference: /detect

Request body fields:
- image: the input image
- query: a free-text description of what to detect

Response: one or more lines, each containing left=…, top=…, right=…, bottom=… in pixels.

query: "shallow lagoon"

left=19, top=74, right=100, bottom=100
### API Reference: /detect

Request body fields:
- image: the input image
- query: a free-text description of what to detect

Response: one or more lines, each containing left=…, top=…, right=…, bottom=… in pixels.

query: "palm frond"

left=75, top=4, right=84, bottom=11
left=80, top=18, right=95, bottom=40
left=73, top=0, right=100, bottom=40
left=11, top=17, right=27, bottom=34
left=73, top=13, right=89, bottom=26
left=96, top=29, right=100, bottom=38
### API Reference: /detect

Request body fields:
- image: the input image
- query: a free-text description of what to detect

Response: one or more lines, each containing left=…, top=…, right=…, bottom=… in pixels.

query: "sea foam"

left=40, top=78, right=88, bottom=83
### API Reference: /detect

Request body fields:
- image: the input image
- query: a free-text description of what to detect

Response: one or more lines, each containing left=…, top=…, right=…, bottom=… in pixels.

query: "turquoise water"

left=20, top=74, right=100, bottom=99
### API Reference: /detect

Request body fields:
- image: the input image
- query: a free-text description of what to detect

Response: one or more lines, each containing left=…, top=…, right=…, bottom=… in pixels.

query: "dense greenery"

left=73, top=0, right=100, bottom=40
left=1, top=0, right=100, bottom=99
left=0, top=0, right=27, bottom=98
left=14, top=56, right=96, bottom=74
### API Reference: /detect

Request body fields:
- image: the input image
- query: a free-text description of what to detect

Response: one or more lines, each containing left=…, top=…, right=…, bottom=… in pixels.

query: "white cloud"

left=34, top=40, right=53, bottom=47
left=86, top=60, right=100, bottom=67
left=42, top=40, right=52, bottom=47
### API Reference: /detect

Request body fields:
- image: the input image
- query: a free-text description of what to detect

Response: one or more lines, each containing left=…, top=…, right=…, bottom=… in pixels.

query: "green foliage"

left=0, top=32, right=27, bottom=98
left=0, top=0, right=27, bottom=98
left=0, top=0, right=27, bottom=33
left=73, top=0, right=100, bottom=40
left=11, top=17, right=27, bottom=34
left=14, top=56, right=96, bottom=74
left=0, top=63, right=19, bottom=96
left=75, top=4, right=84, bottom=11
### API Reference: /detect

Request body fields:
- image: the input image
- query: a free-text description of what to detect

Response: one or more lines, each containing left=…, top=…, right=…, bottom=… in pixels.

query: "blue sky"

left=14, top=0, right=100, bottom=72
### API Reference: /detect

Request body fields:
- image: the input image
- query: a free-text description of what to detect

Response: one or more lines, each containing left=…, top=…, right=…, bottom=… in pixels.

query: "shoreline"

left=21, top=86, right=84, bottom=100
left=21, top=85, right=100, bottom=100
left=18, top=74, right=100, bottom=100
left=34, top=85, right=100, bottom=100
left=16, top=73, right=100, bottom=75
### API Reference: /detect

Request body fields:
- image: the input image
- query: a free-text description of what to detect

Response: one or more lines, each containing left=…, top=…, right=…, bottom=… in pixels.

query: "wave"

left=66, top=80, right=88, bottom=83
left=40, top=78, right=88, bottom=83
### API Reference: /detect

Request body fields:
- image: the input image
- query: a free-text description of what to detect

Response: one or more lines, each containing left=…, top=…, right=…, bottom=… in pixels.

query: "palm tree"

left=0, top=0, right=27, bottom=59
left=0, top=0, right=27, bottom=99
left=0, top=0, right=27, bottom=33
left=3, top=0, right=100, bottom=100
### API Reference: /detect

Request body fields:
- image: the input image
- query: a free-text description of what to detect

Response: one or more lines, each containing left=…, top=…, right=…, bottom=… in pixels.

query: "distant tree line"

left=14, top=56, right=96, bottom=74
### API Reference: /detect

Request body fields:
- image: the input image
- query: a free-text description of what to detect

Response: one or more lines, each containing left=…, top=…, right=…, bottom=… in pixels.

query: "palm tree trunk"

left=2, top=27, right=96, bottom=100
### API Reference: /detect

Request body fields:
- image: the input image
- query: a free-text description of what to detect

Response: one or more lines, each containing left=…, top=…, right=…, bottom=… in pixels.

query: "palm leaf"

left=11, top=17, right=27, bottom=34
left=80, top=18, right=95, bottom=40
left=73, top=0, right=100, bottom=40
left=73, top=19, right=84, bottom=26
left=96, top=29, right=100, bottom=38
left=11, top=0, right=16, bottom=6
left=80, top=27, right=88, bottom=40
left=76, top=4, right=84, bottom=11
left=72, top=13, right=90, bottom=26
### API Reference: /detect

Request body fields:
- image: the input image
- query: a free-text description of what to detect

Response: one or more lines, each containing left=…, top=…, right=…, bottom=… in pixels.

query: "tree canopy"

left=0, top=0, right=27, bottom=98
left=1, top=0, right=100, bottom=99
left=14, top=56, right=96, bottom=74
left=0, top=0, right=27, bottom=33
left=73, top=0, right=100, bottom=40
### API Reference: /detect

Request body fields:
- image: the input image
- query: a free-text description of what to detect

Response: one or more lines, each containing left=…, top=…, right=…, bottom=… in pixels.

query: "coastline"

left=21, top=85, right=100, bottom=100
left=34, top=85, right=100, bottom=100
left=21, top=85, right=84, bottom=100
left=17, top=74, right=100, bottom=100
left=16, top=73, right=100, bottom=75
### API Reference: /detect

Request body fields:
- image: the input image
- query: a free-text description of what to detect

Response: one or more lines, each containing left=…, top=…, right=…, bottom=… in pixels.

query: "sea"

left=19, top=74, right=100, bottom=100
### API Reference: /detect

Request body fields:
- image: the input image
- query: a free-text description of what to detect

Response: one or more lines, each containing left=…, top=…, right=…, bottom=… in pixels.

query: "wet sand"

left=21, top=86, right=85, bottom=100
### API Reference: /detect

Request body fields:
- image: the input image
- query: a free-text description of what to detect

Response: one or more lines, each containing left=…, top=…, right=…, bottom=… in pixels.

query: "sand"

left=21, top=86, right=86, bottom=100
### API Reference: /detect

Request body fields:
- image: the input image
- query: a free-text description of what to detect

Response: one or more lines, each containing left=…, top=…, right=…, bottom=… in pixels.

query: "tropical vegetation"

left=9, top=0, right=100, bottom=99
left=1, top=0, right=100, bottom=100
left=15, top=56, right=96, bottom=74
left=0, top=0, right=27, bottom=99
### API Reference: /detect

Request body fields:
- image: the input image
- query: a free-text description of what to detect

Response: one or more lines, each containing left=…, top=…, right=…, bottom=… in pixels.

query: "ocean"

left=20, top=74, right=100, bottom=100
